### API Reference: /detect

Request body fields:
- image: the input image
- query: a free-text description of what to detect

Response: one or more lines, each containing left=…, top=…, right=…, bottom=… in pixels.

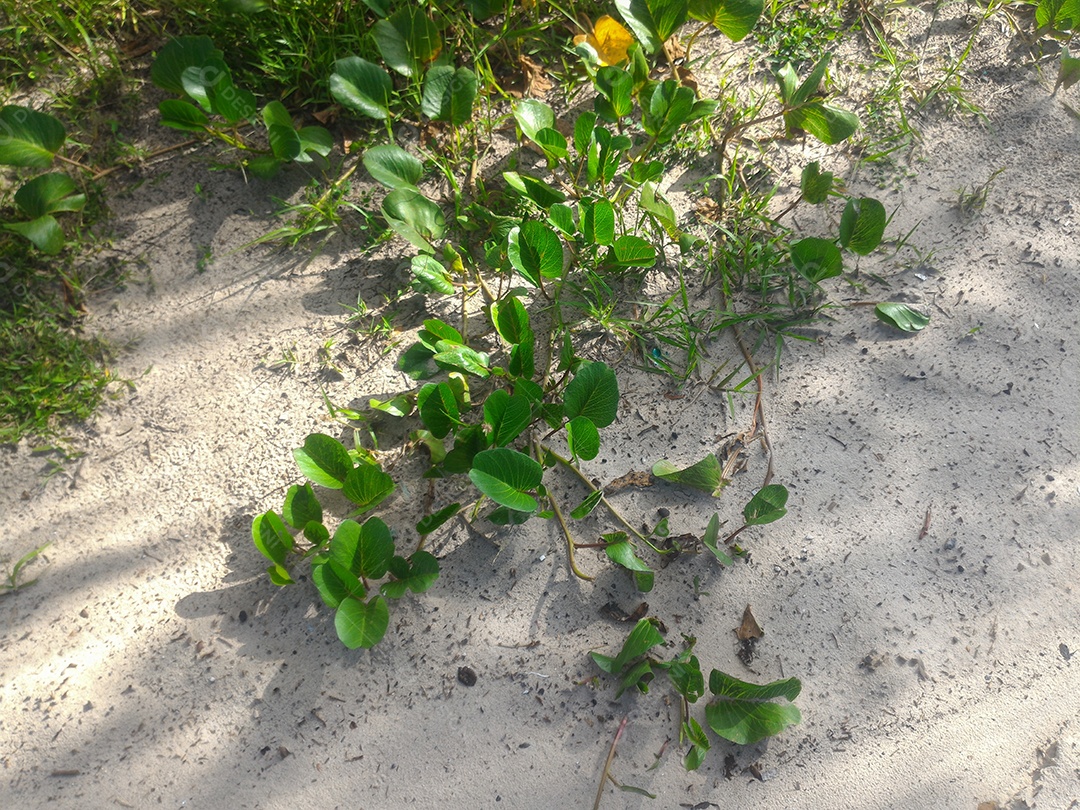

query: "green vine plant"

left=0, top=105, right=88, bottom=254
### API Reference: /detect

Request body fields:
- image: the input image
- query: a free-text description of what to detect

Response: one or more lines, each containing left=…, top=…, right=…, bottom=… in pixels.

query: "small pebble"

left=457, top=666, right=477, bottom=687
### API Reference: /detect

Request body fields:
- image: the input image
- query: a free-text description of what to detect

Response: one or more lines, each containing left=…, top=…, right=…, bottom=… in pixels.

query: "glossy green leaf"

left=606, top=235, right=656, bottom=268
left=293, top=433, right=353, bottom=488
left=443, top=424, right=488, bottom=474
left=570, top=490, right=604, bottom=520
left=383, top=187, right=446, bottom=253
left=643, top=80, right=696, bottom=143
left=533, top=127, right=568, bottom=161
left=335, top=595, right=390, bottom=649
left=493, top=296, right=530, bottom=345
left=398, top=343, right=438, bottom=379
left=208, top=74, right=256, bottom=123
left=330, top=56, right=393, bottom=119
left=566, top=415, right=600, bottom=460
left=615, top=0, right=688, bottom=53
left=605, top=535, right=653, bottom=591
left=468, top=448, right=543, bottom=513
left=514, top=99, right=555, bottom=143
left=839, top=197, right=886, bottom=255
left=595, top=66, right=634, bottom=121
left=743, top=483, right=788, bottom=526
left=564, top=361, right=619, bottom=428
left=381, top=551, right=440, bottom=597
left=433, top=345, right=490, bottom=379
left=297, top=126, right=332, bottom=160
left=158, top=99, right=210, bottom=132
left=267, top=563, right=295, bottom=586
left=483, top=390, right=532, bottom=446
left=786, top=102, right=859, bottom=145
left=416, top=503, right=461, bottom=535
left=591, top=617, right=664, bottom=674
left=582, top=199, right=615, bottom=246
left=364, top=144, right=423, bottom=189
left=0, top=105, right=66, bottom=168
left=1037, top=0, right=1080, bottom=31
left=3, top=216, right=64, bottom=254
left=312, top=557, right=365, bottom=607
left=373, top=9, right=441, bottom=77
left=267, top=123, right=301, bottom=160
left=410, top=254, right=454, bottom=294
left=331, top=516, right=394, bottom=579
left=790, top=237, right=843, bottom=283
left=282, top=483, right=322, bottom=529
left=252, top=510, right=294, bottom=566
left=13, top=174, right=83, bottom=218
left=800, top=161, right=833, bottom=204
left=701, top=513, right=732, bottom=565
left=417, top=382, right=460, bottom=438
left=688, top=0, right=763, bottom=41
left=683, top=716, right=711, bottom=770
left=875, top=302, right=930, bottom=333
left=151, top=36, right=222, bottom=96
left=508, top=221, right=564, bottom=286
left=343, top=464, right=395, bottom=514
left=503, top=171, right=566, bottom=210
left=705, top=672, right=802, bottom=744
left=652, top=453, right=724, bottom=495
left=421, top=66, right=477, bottom=126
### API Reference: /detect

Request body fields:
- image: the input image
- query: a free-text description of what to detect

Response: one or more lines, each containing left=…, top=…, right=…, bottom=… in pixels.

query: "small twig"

left=592, top=716, right=628, bottom=810
left=731, top=326, right=775, bottom=488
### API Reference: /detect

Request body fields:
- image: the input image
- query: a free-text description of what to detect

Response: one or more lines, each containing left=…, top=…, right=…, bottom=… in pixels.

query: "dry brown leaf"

left=519, top=55, right=553, bottom=97
left=737, top=604, right=764, bottom=640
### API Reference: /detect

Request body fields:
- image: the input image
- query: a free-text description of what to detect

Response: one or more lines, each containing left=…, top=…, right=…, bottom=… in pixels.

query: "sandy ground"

left=3, top=10, right=1080, bottom=810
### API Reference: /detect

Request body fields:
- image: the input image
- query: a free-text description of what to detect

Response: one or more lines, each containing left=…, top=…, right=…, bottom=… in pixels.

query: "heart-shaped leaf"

left=508, top=221, right=564, bottom=286
left=468, top=448, right=543, bottom=513
left=839, top=197, right=887, bottom=255
left=335, top=595, right=390, bottom=649
left=14, top=174, right=85, bottom=218
left=382, top=187, right=446, bottom=253
left=688, top=0, right=763, bottom=41
left=3, top=216, right=64, bottom=254
left=343, top=463, right=395, bottom=514
left=363, top=144, right=423, bottom=189
left=705, top=671, right=802, bottom=744
left=421, top=66, right=477, bottom=126
left=483, top=390, right=532, bottom=446
left=293, top=433, right=353, bottom=488
left=875, top=302, right=930, bottom=333
left=331, top=516, right=394, bottom=579
left=743, top=484, right=788, bottom=526
left=417, top=382, right=460, bottom=439
left=312, top=558, right=365, bottom=607
left=282, top=483, right=322, bottom=529
left=330, top=56, right=393, bottom=120
left=564, top=361, right=619, bottom=428
left=0, top=105, right=66, bottom=168
left=151, top=36, right=223, bottom=96
left=790, top=237, right=843, bottom=283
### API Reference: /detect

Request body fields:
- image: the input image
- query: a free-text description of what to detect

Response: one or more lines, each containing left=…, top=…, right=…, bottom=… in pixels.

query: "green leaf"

left=267, top=563, right=295, bottom=586
left=208, top=75, right=256, bottom=123
left=487, top=506, right=534, bottom=525
left=507, top=221, right=564, bottom=286
left=615, top=0, right=688, bottom=53
left=548, top=203, right=575, bottom=236
left=417, top=503, right=461, bottom=535
left=875, top=302, right=930, bottom=333
left=433, top=344, right=491, bottom=379
left=312, top=558, right=365, bottom=607
left=604, top=535, right=653, bottom=592
left=668, top=654, right=705, bottom=704
left=293, top=433, right=353, bottom=488
left=483, top=390, right=532, bottom=446
left=639, top=182, right=677, bottom=235
left=493, top=296, right=530, bottom=344
left=688, top=0, right=763, bottom=41
left=343, top=464, right=396, bottom=515
left=800, top=161, right=833, bottom=204
left=683, top=716, right=711, bottom=770
left=533, top=127, right=568, bottom=161
left=705, top=671, right=802, bottom=744
left=417, top=382, right=460, bottom=439
left=606, top=235, right=656, bottom=268
left=398, top=343, right=438, bottom=379
left=1056, top=48, right=1080, bottom=92
left=297, top=126, right=332, bottom=160
left=582, top=199, right=615, bottom=246
left=564, top=361, right=619, bottom=428
left=369, top=394, right=414, bottom=417
left=468, top=448, right=543, bottom=513
left=743, top=484, right=788, bottom=526
left=373, top=9, right=441, bottom=77
left=381, top=550, right=440, bottom=597
left=304, top=521, right=330, bottom=547
left=331, top=516, right=395, bottom=579
left=151, top=36, right=222, bottom=96
left=267, top=123, right=301, bottom=160
left=421, top=66, right=477, bottom=126
left=1038, top=0, right=1080, bottom=31
left=335, top=596, right=390, bottom=648
left=364, top=143, right=423, bottom=189
left=643, top=80, right=696, bottom=143
left=158, top=99, right=211, bottom=132
left=790, top=237, right=843, bottom=283
left=652, top=453, right=724, bottom=495
left=282, top=483, right=322, bottom=529
left=514, top=99, right=555, bottom=143
left=573, top=110, right=597, bottom=154
left=792, top=54, right=830, bottom=105
left=786, top=102, right=859, bottom=145
left=382, top=187, right=446, bottom=253
left=0, top=105, right=66, bottom=168
left=252, top=510, right=294, bottom=566
left=330, top=56, right=393, bottom=120
left=570, top=489, right=604, bottom=520
left=408, top=255, right=453, bottom=294
left=566, top=415, right=600, bottom=461
left=16, top=173, right=86, bottom=216
left=701, top=513, right=732, bottom=565
left=3, top=216, right=64, bottom=254
left=419, top=318, right=462, bottom=347
left=246, top=155, right=283, bottom=178
left=839, top=197, right=887, bottom=255
left=591, top=617, right=664, bottom=674
left=595, top=67, right=634, bottom=121
left=502, top=171, right=566, bottom=210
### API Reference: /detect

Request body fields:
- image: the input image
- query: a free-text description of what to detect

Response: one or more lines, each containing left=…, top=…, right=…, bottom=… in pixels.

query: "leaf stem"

left=592, top=715, right=628, bottom=810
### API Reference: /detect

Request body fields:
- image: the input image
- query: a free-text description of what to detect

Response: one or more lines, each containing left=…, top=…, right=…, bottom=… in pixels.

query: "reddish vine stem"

left=592, top=715, right=628, bottom=810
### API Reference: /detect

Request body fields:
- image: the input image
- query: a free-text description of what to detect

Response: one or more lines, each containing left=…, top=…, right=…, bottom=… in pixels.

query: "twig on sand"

left=593, top=715, right=629, bottom=810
